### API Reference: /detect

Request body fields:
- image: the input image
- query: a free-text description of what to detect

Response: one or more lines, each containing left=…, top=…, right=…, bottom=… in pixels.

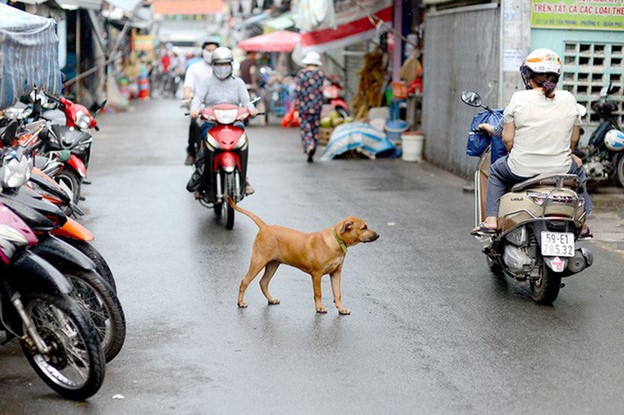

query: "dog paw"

left=268, top=299, right=281, bottom=305
left=338, top=308, right=351, bottom=315
left=238, top=301, right=248, bottom=308
left=316, top=306, right=328, bottom=314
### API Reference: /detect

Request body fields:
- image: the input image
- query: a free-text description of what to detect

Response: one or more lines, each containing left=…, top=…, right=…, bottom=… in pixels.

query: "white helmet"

left=520, top=48, right=562, bottom=89
left=211, top=47, right=233, bottom=65
left=604, top=129, right=624, bottom=152
left=211, top=47, right=234, bottom=80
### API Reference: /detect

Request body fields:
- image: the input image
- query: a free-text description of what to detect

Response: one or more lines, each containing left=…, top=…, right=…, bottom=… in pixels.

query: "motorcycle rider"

left=472, top=48, right=593, bottom=237
left=182, top=39, right=220, bottom=166
left=188, top=46, right=257, bottom=199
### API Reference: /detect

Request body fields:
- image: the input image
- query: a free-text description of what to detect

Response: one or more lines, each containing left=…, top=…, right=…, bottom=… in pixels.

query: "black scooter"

left=574, top=83, right=624, bottom=187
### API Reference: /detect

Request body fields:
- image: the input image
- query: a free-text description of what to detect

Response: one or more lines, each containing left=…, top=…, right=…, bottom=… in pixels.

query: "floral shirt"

left=294, top=68, right=325, bottom=115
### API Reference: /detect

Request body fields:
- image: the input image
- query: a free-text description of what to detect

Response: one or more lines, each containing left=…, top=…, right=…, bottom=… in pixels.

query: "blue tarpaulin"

left=319, top=122, right=399, bottom=160
left=0, top=4, right=62, bottom=109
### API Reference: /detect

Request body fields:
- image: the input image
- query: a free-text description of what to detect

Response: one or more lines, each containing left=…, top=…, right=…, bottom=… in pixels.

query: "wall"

left=422, top=4, right=499, bottom=178
left=532, top=29, right=624, bottom=142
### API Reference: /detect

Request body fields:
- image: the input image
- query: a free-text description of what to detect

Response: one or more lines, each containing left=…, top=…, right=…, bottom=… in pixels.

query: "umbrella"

left=238, top=30, right=301, bottom=53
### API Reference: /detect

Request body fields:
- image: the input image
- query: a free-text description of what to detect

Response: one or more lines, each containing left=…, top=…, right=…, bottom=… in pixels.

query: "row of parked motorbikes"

left=0, top=90, right=125, bottom=400
left=462, top=83, right=623, bottom=305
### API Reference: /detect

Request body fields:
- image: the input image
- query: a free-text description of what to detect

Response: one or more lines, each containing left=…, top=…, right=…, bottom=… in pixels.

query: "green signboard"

left=531, top=0, right=624, bottom=31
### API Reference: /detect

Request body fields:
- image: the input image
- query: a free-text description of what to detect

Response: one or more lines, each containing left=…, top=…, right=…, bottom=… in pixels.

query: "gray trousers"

left=485, top=156, right=593, bottom=218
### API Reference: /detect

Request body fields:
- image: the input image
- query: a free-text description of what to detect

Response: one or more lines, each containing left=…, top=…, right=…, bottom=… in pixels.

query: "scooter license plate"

left=540, top=231, right=575, bottom=257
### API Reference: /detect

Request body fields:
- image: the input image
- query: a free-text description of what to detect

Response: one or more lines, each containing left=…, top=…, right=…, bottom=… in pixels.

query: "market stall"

left=0, top=4, right=62, bottom=109
left=238, top=30, right=301, bottom=53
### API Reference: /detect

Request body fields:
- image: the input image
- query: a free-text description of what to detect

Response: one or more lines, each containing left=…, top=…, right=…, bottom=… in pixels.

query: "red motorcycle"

left=40, top=91, right=104, bottom=202
left=322, top=74, right=351, bottom=118
left=192, top=104, right=255, bottom=229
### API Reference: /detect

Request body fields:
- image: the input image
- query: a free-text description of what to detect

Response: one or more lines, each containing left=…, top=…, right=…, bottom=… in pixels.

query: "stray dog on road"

left=227, top=196, right=379, bottom=314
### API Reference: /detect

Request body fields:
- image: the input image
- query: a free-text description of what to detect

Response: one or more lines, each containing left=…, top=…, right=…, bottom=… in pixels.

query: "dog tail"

left=226, top=195, right=266, bottom=229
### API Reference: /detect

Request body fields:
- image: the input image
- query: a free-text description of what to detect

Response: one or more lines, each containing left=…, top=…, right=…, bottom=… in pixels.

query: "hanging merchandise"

left=351, top=48, right=387, bottom=120
left=296, top=0, right=336, bottom=32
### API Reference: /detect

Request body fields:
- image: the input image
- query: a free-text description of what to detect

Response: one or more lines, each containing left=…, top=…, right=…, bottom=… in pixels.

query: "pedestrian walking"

left=293, top=52, right=325, bottom=162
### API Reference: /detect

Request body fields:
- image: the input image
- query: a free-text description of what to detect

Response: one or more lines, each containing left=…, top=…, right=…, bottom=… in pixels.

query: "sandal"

left=579, top=226, right=593, bottom=240
left=470, top=223, right=497, bottom=236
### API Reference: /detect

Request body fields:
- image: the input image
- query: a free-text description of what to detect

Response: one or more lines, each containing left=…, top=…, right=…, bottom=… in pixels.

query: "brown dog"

left=227, top=197, right=379, bottom=314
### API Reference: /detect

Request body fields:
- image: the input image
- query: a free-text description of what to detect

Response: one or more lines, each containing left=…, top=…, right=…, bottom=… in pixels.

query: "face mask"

left=213, top=65, right=232, bottom=80
left=202, top=50, right=213, bottom=64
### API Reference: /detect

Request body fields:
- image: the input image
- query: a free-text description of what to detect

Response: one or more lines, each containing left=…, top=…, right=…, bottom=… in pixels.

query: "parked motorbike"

left=322, top=74, right=351, bottom=118
left=573, top=83, right=624, bottom=187
left=1, top=120, right=117, bottom=292
left=1, top=94, right=97, bottom=204
left=40, top=90, right=103, bottom=168
left=39, top=90, right=104, bottom=202
left=192, top=102, right=258, bottom=229
left=0, top=202, right=105, bottom=400
left=1, top=143, right=124, bottom=362
left=462, top=91, right=593, bottom=305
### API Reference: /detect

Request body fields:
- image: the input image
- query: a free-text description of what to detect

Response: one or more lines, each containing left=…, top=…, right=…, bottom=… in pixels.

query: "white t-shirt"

left=504, top=89, right=581, bottom=177
left=184, top=61, right=212, bottom=92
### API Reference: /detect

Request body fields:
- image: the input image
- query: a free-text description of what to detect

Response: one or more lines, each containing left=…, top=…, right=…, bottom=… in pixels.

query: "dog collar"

left=333, top=228, right=348, bottom=254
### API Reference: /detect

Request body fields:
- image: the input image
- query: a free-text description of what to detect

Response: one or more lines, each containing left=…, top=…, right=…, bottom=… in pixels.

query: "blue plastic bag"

left=466, top=109, right=506, bottom=162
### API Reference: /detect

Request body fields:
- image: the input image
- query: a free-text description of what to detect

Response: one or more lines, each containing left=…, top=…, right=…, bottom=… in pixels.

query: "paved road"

left=1, top=98, right=623, bottom=414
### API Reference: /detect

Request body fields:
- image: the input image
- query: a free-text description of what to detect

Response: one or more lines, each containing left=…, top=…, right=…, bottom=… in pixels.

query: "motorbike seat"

left=511, top=173, right=580, bottom=192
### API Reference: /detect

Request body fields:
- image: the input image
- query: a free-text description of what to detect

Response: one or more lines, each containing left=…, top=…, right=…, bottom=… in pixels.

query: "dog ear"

left=340, top=220, right=353, bottom=234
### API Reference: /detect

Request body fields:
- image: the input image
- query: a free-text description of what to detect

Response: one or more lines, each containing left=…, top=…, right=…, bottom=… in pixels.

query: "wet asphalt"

left=1, top=98, right=624, bottom=414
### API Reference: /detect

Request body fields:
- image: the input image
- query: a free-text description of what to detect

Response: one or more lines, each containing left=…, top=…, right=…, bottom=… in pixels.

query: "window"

left=562, top=42, right=623, bottom=129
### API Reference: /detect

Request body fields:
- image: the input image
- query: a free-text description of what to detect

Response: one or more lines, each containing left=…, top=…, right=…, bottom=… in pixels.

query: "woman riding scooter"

left=471, top=48, right=593, bottom=238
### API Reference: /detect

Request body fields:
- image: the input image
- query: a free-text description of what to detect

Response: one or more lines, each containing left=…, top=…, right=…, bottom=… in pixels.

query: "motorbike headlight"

left=1, top=154, right=32, bottom=189
left=206, top=133, right=221, bottom=150
left=213, top=109, right=238, bottom=125
left=0, top=223, right=28, bottom=249
left=527, top=191, right=548, bottom=206
left=75, top=110, right=92, bottom=130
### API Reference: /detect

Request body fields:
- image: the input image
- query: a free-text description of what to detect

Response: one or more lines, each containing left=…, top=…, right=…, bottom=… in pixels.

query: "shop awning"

left=0, top=4, right=61, bottom=108
left=238, top=30, right=301, bottom=53
left=12, top=0, right=102, bottom=9
left=299, top=0, right=392, bottom=54
left=152, top=0, right=224, bottom=15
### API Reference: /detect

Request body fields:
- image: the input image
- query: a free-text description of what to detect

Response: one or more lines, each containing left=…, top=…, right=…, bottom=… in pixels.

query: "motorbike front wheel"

left=59, top=238, right=117, bottom=293
left=66, top=270, right=126, bottom=362
left=336, top=106, right=351, bottom=119
left=56, top=169, right=82, bottom=205
left=486, top=256, right=503, bottom=277
left=223, top=172, right=236, bottom=230
left=20, top=293, right=105, bottom=400
left=529, top=263, right=562, bottom=305
left=616, top=155, right=624, bottom=188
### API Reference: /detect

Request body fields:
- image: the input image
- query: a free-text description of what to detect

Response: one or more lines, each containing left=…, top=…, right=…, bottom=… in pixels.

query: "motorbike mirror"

left=249, top=96, right=261, bottom=106
left=1, top=120, right=18, bottom=146
left=461, top=91, right=482, bottom=108
left=93, top=99, right=107, bottom=114
left=599, top=83, right=613, bottom=97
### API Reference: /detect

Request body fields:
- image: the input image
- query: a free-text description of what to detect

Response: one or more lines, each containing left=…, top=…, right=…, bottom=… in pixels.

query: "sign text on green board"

left=531, top=0, right=624, bottom=31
